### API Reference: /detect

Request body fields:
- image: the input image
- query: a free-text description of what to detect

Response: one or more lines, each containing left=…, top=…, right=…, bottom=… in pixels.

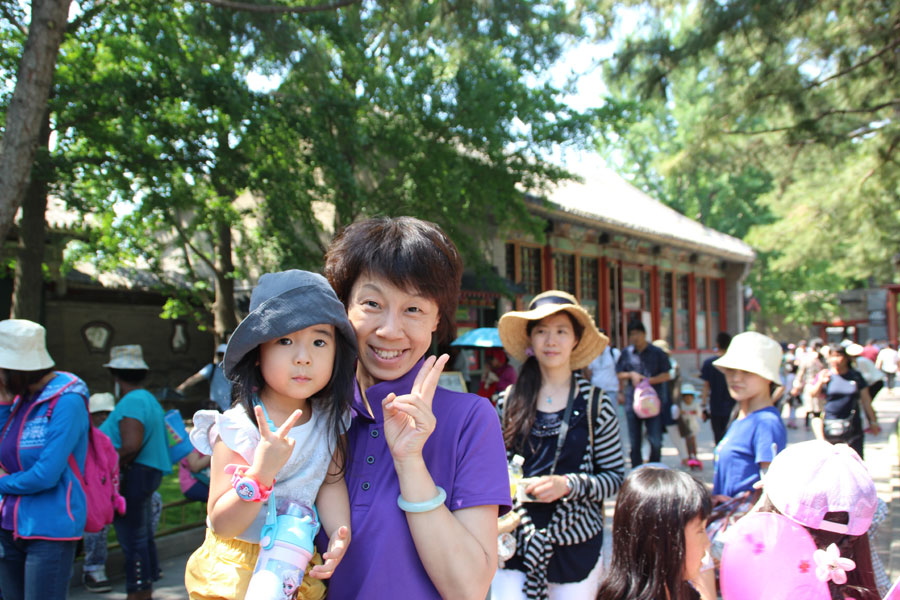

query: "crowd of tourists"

left=0, top=216, right=895, bottom=600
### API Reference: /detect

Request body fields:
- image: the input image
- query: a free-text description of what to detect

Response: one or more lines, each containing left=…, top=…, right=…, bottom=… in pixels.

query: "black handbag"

left=823, top=406, right=859, bottom=442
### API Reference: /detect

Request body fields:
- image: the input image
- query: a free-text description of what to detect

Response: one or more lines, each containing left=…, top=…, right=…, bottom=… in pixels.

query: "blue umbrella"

left=451, top=327, right=503, bottom=348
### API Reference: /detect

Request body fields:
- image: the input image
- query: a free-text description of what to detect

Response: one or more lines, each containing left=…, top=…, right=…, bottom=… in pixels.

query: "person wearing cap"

left=81, top=392, right=119, bottom=593
left=494, top=290, right=624, bottom=599
left=185, top=269, right=357, bottom=599
left=710, top=331, right=787, bottom=499
left=652, top=338, right=691, bottom=468
left=0, top=319, right=90, bottom=600
left=616, top=321, right=672, bottom=467
left=679, top=383, right=703, bottom=470
left=323, top=217, right=512, bottom=599
left=809, top=345, right=880, bottom=459
left=756, top=440, right=880, bottom=600
left=477, top=348, right=518, bottom=403
left=100, top=345, right=170, bottom=600
left=176, top=343, right=233, bottom=411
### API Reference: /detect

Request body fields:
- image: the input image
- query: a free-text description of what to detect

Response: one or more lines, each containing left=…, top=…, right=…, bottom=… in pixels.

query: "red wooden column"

left=542, top=244, right=553, bottom=291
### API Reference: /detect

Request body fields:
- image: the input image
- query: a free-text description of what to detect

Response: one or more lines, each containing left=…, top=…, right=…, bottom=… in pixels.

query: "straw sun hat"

left=712, top=331, right=782, bottom=384
left=498, top=290, right=608, bottom=370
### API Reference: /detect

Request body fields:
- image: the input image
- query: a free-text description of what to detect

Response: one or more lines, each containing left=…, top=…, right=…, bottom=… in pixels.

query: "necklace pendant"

left=546, top=396, right=552, bottom=404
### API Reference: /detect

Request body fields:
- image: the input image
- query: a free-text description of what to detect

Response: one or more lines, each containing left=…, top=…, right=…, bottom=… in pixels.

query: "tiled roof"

left=537, top=166, right=755, bottom=262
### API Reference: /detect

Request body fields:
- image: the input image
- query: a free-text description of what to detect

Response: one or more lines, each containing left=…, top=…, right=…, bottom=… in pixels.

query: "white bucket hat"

left=89, top=392, right=116, bottom=413
left=0, top=319, right=55, bottom=371
left=713, top=331, right=782, bottom=384
left=103, top=345, right=150, bottom=370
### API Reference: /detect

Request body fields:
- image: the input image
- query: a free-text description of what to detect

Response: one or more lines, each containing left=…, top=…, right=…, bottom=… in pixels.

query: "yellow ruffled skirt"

left=185, top=528, right=326, bottom=600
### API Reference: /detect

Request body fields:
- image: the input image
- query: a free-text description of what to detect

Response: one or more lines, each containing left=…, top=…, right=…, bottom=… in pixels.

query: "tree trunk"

left=10, top=113, right=52, bottom=321
left=0, top=0, right=72, bottom=245
left=212, top=218, right=238, bottom=345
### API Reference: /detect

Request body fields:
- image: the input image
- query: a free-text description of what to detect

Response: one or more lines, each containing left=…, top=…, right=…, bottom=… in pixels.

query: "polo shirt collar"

left=351, top=358, right=427, bottom=424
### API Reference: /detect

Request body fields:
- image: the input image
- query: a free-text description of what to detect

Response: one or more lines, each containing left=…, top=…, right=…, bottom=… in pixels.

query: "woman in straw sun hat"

left=710, top=331, right=787, bottom=500
left=493, top=291, right=624, bottom=599
left=0, top=319, right=91, bottom=600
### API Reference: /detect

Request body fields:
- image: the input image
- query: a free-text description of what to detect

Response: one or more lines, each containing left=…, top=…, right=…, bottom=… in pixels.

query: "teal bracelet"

left=397, top=486, right=447, bottom=513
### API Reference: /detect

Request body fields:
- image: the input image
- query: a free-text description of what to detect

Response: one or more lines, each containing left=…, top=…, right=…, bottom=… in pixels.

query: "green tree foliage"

left=605, top=0, right=900, bottom=326
left=2, top=0, right=625, bottom=334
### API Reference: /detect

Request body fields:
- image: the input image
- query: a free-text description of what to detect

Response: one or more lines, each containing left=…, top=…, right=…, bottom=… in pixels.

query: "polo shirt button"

left=362, top=482, right=371, bottom=491
left=366, top=455, right=375, bottom=464
left=370, top=429, right=379, bottom=438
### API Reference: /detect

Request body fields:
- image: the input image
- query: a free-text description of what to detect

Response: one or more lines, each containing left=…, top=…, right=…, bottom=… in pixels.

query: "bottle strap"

left=252, top=397, right=278, bottom=432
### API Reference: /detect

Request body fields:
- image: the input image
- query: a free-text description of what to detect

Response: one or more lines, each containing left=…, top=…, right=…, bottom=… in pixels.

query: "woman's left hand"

left=382, top=354, right=449, bottom=462
left=309, top=525, right=350, bottom=579
left=524, top=475, right=570, bottom=503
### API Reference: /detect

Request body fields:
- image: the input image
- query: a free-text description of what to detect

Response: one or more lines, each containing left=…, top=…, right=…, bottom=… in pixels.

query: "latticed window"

left=659, top=272, right=674, bottom=347
left=554, top=253, right=576, bottom=294
left=580, top=257, right=599, bottom=324
left=710, top=279, right=722, bottom=339
left=505, top=244, right=516, bottom=283
left=521, top=246, right=543, bottom=296
left=696, top=278, right=708, bottom=349
left=676, top=274, right=691, bottom=349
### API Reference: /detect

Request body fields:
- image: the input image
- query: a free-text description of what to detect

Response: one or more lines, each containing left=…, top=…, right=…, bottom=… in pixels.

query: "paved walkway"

left=70, top=389, right=900, bottom=599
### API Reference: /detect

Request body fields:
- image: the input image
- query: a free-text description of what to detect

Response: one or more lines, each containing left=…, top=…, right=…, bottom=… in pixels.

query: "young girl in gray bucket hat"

left=186, top=270, right=357, bottom=599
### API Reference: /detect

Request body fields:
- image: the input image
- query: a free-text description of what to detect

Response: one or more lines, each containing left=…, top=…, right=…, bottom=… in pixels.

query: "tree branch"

left=0, top=3, right=27, bottom=37
left=169, top=213, right=219, bottom=275
left=193, top=0, right=358, bottom=14
left=723, top=100, right=900, bottom=136
left=805, top=38, right=900, bottom=90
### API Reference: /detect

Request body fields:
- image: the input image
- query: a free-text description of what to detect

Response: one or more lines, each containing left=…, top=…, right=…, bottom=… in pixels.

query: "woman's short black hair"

left=324, top=216, right=463, bottom=344
left=1, top=368, right=54, bottom=398
left=598, top=467, right=712, bottom=600
left=108, top=368, right=148, bottom=385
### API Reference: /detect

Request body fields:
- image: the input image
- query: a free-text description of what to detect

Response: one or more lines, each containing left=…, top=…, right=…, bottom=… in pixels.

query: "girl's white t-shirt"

left=191, top=404, right=346, bottom=543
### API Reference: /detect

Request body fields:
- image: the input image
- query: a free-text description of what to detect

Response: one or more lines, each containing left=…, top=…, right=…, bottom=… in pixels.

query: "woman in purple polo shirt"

left=323, top=217, right=512, bottom=599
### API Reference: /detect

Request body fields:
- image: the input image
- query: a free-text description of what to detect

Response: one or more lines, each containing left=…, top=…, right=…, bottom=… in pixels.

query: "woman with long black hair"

left=492, top=291, right=624, bottom=600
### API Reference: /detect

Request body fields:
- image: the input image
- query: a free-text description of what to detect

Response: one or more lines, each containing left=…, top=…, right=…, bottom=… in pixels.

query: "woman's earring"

left=525, top=347, right=535, bottom=357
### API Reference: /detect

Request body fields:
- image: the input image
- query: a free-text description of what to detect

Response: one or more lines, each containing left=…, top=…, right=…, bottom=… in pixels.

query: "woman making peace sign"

left=323, top=217, right=512, bottom=599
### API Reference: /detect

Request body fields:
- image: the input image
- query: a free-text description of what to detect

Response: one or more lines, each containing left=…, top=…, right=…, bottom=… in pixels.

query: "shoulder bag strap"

left=549, top=374, right=578, bottom=475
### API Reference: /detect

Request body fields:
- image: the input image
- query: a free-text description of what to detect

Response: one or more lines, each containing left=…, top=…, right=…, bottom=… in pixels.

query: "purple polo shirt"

left=324, top=359, right=511, bottom=598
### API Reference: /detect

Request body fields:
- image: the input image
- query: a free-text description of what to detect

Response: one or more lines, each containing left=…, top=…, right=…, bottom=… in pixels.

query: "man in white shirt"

left=875, top=343, right=899, bottom=390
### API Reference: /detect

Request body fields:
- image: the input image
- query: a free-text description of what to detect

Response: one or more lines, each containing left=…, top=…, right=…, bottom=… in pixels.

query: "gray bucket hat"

left=223, top=270, right=357, bottom=379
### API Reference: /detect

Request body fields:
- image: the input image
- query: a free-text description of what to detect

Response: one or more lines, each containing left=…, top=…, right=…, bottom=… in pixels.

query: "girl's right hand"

left=248, top=405, right=302, bottom=485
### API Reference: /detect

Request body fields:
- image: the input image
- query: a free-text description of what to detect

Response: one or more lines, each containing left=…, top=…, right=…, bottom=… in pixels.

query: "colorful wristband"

left=225, top=464, right=274, bottom=502
left=397, top=486, right=447, bottom=513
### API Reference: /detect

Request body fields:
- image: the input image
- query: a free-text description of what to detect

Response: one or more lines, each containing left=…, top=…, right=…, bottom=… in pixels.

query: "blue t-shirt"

left=712, top=406, right=785, bottom=497
left=101, top=389, right=172, bottom=473
left=616, top=343, right=671, bottom=410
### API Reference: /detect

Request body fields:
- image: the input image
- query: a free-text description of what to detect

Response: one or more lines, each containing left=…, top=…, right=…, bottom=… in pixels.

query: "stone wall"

left=43, top=298, right=215, bottom=407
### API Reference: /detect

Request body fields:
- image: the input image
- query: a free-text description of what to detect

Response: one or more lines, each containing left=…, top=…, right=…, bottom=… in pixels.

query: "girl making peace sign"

left=185, top=270, right=357, bottom=599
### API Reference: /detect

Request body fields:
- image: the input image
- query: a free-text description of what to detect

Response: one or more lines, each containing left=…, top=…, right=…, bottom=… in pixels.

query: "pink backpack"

left=49, top=396, right=127, bottom=533
left=632, top=379, right=661, bottom=419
